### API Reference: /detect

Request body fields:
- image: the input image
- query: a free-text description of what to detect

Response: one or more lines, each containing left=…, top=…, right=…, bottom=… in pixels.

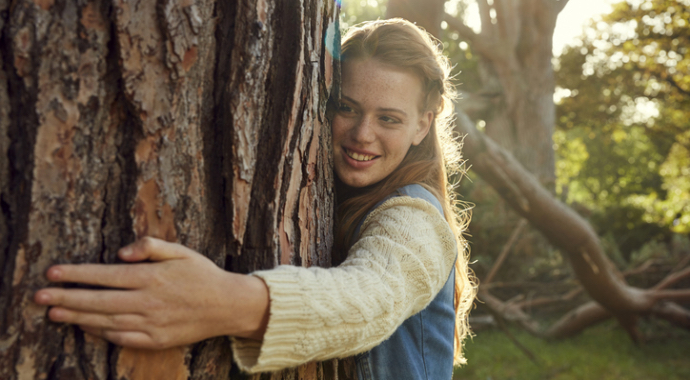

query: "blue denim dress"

left=352, top=184, right=456, bottom=380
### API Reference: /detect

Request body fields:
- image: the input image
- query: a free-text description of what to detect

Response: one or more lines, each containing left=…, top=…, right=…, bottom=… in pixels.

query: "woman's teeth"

left=346, top=149, right=376, bottom=162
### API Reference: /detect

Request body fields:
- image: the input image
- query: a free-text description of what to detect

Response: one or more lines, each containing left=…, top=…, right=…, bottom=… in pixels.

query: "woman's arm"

left=231, top=196, right=457, bottom=372
left=34, top=197, right=457, bottom=373
left=34, top=237, right=270, bottom=348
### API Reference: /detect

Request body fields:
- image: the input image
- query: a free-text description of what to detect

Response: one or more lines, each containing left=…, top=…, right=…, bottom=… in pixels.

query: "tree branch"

left=671, top=252, right=690, bottom=273
left=454, top=107, right=654, bottom=313
left=443, top=13, right=498, bottom=61
left=454, top=111, right=531, bottom=211
left=553, top=0, right=570, bottom=14
left=443, top=13, right=479, bottom=42
left=494, top=0, right=519, bottom=48
left=477, top=0, right=493, bottom=36
left=484, top=219, right=527, bottom=284
left=486, top=304, right=542, bottom=365
left=652, top=288, right=690, bottom=303
left=622, top=259, right=655, bottom=276
left=515, top=287, right=583, bottom=309
left=479, top=290, right=543, bottom=336
left=545, top=301, right=611, bottom=338
left=651, top=301, right=690, bottom=329
left=653, top=266, right=690, bottom=291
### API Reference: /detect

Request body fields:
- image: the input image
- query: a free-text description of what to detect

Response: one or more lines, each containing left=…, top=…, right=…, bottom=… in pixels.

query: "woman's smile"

left=332, top=59, right=433, bottom=188
left=342, top=147, right=381, bottom=171
left=345, top=148, right=378, bottom=162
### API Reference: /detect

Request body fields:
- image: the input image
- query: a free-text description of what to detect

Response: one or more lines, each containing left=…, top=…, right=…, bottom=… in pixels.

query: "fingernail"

left=47, top=267, right=62, bottom=280
left=50, top=308, right=65, bottom=321
left=36, top=292, right=51, bottom=304
left=120, top=247, right=133, bottom=258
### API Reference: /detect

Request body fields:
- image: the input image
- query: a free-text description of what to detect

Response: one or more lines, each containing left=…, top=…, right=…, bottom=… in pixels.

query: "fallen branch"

left=454, top=108, right=690, bottom=341
left=653, top=266, right=690, bottom=291
left=485, top=302, right=541, bottom=366
left=650, top=301, right=690, bottom=329
left=622, top=259, right=656, bottom=277
left=670, top=252, right=690, bottom=273
left=545, top=302, right=610, bottom=339
left=484, top=219, right=527, bottom=284
left=515, top=287, right=583, bottom=309
left=479, top=291, right=542, bottom=336
left=652, top=288, right=690, bottom=303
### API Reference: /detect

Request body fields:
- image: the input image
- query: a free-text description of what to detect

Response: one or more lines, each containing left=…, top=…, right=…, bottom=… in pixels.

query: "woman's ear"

left=412, top=110, right=434, bottom=146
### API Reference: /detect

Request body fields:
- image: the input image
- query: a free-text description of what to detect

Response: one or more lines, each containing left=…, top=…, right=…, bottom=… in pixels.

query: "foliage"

left=555, top=0, right=690, bottom=260
left=339, top=0, right=385, bottom=29
left=453, top=321, right=690, bottom=380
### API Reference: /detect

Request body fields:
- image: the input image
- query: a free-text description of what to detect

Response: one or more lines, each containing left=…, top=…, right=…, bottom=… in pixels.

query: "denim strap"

left=353, top=184, right=456, bottom=380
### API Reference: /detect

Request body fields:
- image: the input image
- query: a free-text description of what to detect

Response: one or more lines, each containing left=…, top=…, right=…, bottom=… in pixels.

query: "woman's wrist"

left=214, top=272, right=270, bottom=341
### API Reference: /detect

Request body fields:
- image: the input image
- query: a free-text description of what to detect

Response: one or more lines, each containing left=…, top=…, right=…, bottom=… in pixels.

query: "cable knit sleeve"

left=230, top=196, right=458, bottom=373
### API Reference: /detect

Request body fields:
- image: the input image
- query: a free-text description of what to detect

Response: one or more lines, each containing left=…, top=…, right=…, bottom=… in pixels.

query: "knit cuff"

left=230, top=267, right=311, bottom=373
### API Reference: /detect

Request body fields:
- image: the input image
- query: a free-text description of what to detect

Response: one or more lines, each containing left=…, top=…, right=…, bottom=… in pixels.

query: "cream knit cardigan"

left=231, top=196, right=458, bottom=373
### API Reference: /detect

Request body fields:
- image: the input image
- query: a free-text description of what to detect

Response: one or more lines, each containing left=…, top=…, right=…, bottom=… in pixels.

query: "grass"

left=453, top=320, right=690, bottom=380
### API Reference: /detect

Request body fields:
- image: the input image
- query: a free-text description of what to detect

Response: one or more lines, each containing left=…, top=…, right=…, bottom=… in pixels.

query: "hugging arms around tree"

left=34, top=18, right=476, bottom=375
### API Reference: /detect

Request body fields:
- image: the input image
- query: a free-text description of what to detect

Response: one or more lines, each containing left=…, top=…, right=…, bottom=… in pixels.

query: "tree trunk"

left=386, top=0, right=446, bottom=37
left=0, top=1, right=341, bottom=379
left=444, top=0, right=564, bottom=187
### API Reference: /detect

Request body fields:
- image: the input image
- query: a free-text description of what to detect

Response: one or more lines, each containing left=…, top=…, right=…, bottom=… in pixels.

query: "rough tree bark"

left=0, top=1, right=341, bottom=379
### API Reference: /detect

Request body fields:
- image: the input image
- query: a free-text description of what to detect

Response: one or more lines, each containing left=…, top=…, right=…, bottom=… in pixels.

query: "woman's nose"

left=351, top=116, right=375, bottom=143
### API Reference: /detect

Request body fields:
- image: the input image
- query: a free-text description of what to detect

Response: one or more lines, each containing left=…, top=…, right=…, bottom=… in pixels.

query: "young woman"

left=34, top=19, right=476, bottom=378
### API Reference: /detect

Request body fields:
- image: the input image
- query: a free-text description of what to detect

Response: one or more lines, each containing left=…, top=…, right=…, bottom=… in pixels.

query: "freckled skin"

left=332, top=59, right=433, bottom=188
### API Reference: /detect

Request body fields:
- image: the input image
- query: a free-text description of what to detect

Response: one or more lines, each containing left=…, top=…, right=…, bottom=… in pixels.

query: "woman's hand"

left=34, top=237, right=270, bottom=349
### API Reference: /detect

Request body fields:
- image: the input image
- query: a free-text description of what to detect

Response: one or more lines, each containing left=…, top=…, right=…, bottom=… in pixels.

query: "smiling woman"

left=34, top=18, right=476, bottom=379
left=333, top=59, right=433, bottom=188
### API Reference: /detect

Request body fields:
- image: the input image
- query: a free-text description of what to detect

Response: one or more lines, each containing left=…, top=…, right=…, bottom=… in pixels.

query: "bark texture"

left=0, top=0, right=340, bottom=379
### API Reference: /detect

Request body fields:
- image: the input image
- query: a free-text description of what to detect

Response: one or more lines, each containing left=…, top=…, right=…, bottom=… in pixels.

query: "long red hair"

left=333, top=19, right=476, bottom=365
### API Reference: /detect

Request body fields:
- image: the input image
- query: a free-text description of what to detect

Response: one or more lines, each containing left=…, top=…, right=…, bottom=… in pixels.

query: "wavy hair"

left=333, top=18, right=476, bottom=364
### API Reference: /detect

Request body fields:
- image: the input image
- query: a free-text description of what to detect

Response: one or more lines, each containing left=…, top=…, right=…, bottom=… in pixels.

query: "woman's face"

left=332, top=59, right=433, bottom=188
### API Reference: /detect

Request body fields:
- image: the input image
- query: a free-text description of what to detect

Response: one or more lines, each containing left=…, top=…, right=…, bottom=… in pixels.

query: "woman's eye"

left=380, top=116, right=399, bottom=124
left=338, top=103, right=354, bottom=113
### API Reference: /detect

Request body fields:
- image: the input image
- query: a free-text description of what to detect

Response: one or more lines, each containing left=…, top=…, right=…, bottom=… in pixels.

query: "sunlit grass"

left=454, top=320, right=690, bottom=380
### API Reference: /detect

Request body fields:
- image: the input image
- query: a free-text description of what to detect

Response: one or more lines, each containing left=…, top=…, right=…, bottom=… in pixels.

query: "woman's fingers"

left=48, top=307, right=143, bottom=331
left=80, top=326, right=161, bottom=349
left=34, top=288, right=141, bottom=314
left=34, top=238, right=232, bottom=349
left=45, top=238, right=206, bottom=289
left=119, top=237, right=190, bottom=263
left=45, top=263, right=148, bottom=289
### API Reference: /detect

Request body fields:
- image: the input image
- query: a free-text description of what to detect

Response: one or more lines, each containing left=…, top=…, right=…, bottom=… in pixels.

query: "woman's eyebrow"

left=341, top=95, right=408, bottom=117
left=377, top=107, right=407, bottom=117
left=341, top=95, right=359, bottom=106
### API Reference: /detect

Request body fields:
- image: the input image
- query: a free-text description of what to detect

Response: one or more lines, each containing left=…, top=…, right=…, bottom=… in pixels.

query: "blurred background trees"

left=556, top=0, right=690, bottom=260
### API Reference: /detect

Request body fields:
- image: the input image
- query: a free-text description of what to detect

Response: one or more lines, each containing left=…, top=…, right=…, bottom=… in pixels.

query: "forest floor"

left=453, top=318, right=690, bottom=380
